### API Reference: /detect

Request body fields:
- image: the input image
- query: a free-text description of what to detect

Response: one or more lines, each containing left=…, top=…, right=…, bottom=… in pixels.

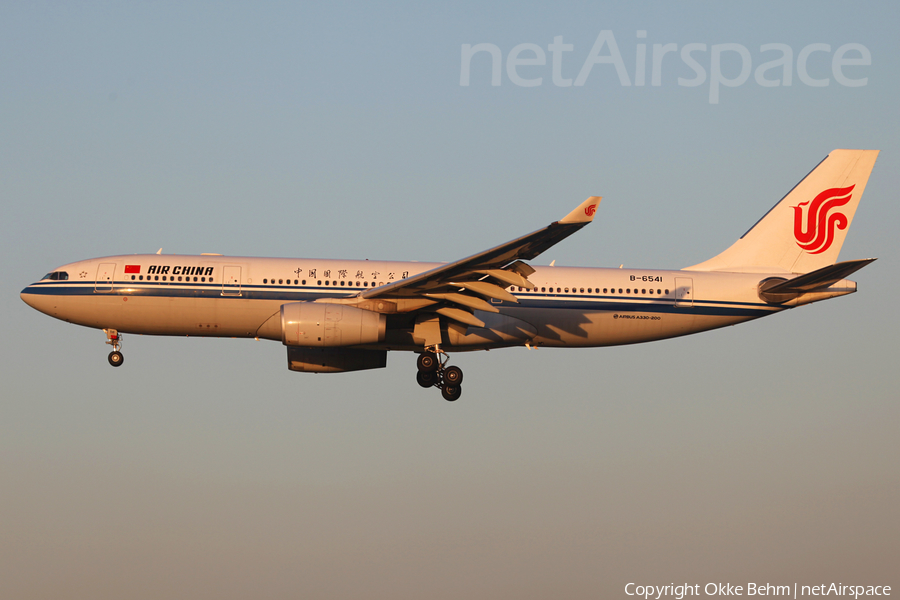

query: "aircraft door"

left=95, top=263, right=116, bottom=293
left=222, top=266, right=242, bottom=296
left=674, top=277, right=693, bottom=307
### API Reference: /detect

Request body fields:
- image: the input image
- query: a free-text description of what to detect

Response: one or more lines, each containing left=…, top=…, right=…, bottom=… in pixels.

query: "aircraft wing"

left=359, top=197, right=600, bottom=323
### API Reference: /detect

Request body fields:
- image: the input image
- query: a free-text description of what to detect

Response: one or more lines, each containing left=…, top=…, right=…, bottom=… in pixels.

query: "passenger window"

left=264, top=279, right=268, bottom=284
left=642, top=289, right=646, bottom=294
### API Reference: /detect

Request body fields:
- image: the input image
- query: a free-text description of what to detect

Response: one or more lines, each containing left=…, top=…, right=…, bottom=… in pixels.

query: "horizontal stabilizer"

left=764, top=258, right=875, bottom=294
left=758, top=258, right=875, bottom=304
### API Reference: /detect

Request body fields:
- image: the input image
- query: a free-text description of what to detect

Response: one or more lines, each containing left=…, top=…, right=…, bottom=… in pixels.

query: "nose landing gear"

left=416, top=347, right=463, bottom=401
left=104, top=329, right=124, bottom=367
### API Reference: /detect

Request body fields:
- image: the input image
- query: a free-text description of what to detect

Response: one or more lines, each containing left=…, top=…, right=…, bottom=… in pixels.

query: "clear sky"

left=2, top=2, right=898, bottom=598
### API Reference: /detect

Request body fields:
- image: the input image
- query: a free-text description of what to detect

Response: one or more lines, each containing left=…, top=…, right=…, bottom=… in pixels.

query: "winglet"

left=559, top=196, right=601, bottom=224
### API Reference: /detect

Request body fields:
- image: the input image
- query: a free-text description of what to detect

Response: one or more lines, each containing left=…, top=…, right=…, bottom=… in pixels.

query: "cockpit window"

left=41, top=271, right=69, bottom=281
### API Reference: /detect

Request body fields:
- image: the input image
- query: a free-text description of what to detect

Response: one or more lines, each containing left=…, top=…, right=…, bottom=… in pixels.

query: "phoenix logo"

left=585, top=204, right=597, bottom=217
left=792, top=185, right=854, bottom=254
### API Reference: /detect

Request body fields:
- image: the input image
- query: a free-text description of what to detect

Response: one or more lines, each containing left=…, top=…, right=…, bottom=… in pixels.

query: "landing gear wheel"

left=441, top=384, right=462, bottom=402
left=416, top=371, right=437, bottom=388
left=108, top=351, right=124, bottom=367
left=443, top=365, right=463, bottom=385
left=417, top=352, right=438, bottom=373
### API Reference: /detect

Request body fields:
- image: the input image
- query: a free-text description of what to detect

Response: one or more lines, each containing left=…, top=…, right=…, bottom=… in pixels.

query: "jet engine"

left=281, top=302, right=386, bottom=347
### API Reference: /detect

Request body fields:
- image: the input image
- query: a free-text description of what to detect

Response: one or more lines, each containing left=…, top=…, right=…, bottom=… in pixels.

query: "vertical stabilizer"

left=685, top=149, right=879, bottom=273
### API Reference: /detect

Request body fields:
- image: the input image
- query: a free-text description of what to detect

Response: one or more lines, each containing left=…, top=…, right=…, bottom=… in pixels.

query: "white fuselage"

left=20, top=254, right=794, bottom=351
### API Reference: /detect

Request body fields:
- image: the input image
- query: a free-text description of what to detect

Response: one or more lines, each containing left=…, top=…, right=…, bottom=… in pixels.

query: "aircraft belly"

left=48, top=294, right=281, bottom=338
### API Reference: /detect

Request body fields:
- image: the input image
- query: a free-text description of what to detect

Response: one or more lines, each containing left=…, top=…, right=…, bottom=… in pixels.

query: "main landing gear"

left=104, top=329, right=124, bottom=367
left=416, top=347, right=463, bottom=401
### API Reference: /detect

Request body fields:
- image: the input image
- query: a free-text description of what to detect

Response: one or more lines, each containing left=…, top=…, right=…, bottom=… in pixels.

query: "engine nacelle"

left=281, top=302, right=386, bottom=347
left=287, top=347, right=387, bottom=373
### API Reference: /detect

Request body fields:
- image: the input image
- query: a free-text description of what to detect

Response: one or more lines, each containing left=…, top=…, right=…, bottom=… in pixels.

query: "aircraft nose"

left=21, top=285, right=52, bottom=314
left=20, top=286, right=37, bottom=308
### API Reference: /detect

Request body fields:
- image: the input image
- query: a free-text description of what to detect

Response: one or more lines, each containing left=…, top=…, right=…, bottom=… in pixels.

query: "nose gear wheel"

left=103, top=329, right=124, bottom=367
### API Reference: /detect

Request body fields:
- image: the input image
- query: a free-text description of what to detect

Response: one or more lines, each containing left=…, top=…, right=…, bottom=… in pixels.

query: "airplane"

left=21, top=149, right=879, bottom=401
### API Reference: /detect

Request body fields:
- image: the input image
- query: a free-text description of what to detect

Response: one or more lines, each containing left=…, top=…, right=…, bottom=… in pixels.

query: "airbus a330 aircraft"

left=22, top=149, right=878, bottom=401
